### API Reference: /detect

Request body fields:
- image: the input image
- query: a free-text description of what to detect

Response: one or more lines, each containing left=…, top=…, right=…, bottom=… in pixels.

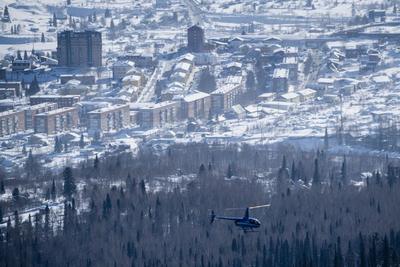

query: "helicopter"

left=210, top=204, right=270, bottom=232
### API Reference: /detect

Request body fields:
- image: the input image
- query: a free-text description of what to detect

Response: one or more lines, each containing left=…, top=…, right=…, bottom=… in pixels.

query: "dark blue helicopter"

left=210, top=204, right=270, bottom=232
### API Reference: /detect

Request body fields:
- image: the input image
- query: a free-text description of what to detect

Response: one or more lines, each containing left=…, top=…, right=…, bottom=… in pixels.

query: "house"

left=317, top=77, right=335, bottom=90
left=345, top=44, right=358, bottom=59
left=297, top=88, right=317, bottom=102
left=222, top=62, right=242, bottom=76
left=279, top=92, right=300, bottom=103
left=371, top=75, right=391, bottom=89
left=368, top=10, right=386, bottom=22
left=258, top=92, right=276, bottom=102
left=229, top=37, right=244, bottom=50
left=225, top=104, right=246, bottom=120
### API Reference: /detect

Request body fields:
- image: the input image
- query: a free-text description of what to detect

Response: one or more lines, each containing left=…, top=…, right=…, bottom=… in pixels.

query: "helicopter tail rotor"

left=210, top=210, right=216, bottom=224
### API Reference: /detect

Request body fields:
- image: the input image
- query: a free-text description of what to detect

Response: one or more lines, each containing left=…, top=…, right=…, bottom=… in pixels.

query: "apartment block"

left=30, top=95, right=80, bottom=108
left=57, top=30, right=102, bottom=67
left=23, top=103, right=58, bottom=130
left=87, top=104, right=130, bottom=134
left=133, top=101, right=180, bottom=128
left=0, top=109, right=25, bottom=137
left=34, top=107, right=79, bottom=134
left=181, top=91, right=211, bottom=119
left=211, top=83, right=241, bottom=114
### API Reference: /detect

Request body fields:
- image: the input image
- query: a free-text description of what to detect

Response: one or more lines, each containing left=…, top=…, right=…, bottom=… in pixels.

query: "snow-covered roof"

left=273, top=68, right=289, bottom=79
left=298, top=88, right=317, bottom=97
left=280, top=92, right=299, bottom=100
left=183, top=91, right=210, bottom=102
left=318, top=77, right=335, bottom=84
left=372, top=75, right=391, bottom=84
left=88, top=104, right=128, bottom=114
left=175, top=62, right=192, bottom=72
left=258, top=92, right=276, bottom=99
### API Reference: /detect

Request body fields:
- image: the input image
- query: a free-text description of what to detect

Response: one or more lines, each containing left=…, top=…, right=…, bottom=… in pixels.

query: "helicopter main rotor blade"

left=225, top=204, right=271, bottom=211
left=249, top=204, right=271, bottom=209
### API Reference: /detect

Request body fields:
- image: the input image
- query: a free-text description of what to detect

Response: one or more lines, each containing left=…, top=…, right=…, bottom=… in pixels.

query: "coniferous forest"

left=1, top=143, right=400, bottom=267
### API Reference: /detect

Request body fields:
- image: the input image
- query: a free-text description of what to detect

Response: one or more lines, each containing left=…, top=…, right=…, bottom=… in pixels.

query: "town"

left=1, top=0, right=400, bottom=171
left=2, top=0, right=400, bottom=266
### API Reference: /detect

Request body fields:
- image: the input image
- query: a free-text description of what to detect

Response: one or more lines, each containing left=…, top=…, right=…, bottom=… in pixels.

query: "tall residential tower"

left=57, top=30, right=102, bottom=67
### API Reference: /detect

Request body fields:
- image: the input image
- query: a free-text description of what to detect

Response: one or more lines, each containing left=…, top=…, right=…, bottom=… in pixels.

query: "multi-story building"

left=57, top=30, right=102, bottom=67
left=210, top=83, right=241, bottom=114
left=0, top=82, right=22, bottom=98
left=87, top=104, right=130, bottom=134
left=272, top=68, right=289, bottom=93
left=133, top=101, right=180, bottom=128
left=181, top=91, right=211, bottom=119
left=30, top=95, right=80, bottom=108
left=281, top=57, right=298, bottom=81
left=34, top=107, right=79, bottom=134
left=0, top=109, right=25, bottom=137
left=23, top=103, right=58, bottom=130
left=112, top=61, right=134, bottom=80
left=11, top=60, right=31, bottom=72
left=187, top=25, right=205, bottom=53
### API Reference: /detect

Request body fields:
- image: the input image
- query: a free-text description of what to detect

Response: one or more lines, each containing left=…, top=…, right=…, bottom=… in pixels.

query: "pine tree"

left=312, top=158, right=320, bottom=187
left=41, top=32, right=45, bottom=42
left=359, top=233, right=366, bottom=267
left=79, top=134, right=85, bottom=148
left=25, top=149, right=40, bottom=178
left=383, top=235, right=390, bottom=267
left=140, top=179, right=146, bottom=195
left=63, top=167, right=76, bottom=199
left=105, top=8, right=111, bottom=18
left=0, top=180, right=4, bottom=194
left=23, top=50, right=28, bottom=60
left=12, top=187, right=19, bottom=201
left=246, top=70, right=255, bottom=90
left=277, top=156, right=290, bottom=193
left=17, top=50, right=22, bottom=60
left=51, top=179, right=56, bottom=200
left=26, top=75, right=40, bottom=96
left=53, top=13, right=57, bottom=27
left=94, top=154, right=99, bottom=169
left=54, top=136, right=62, bottom=153
left=324, top=127, right=329, bottom=150
left=3, top=5, right=11, bottom=22
left=227, top=163, right=234, bottom=178
left=341, top=155, right=347, bottom=185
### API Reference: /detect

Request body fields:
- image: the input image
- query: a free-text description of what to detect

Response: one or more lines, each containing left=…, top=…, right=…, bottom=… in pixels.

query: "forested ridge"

left=1, top=143, right=400, bottom=266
